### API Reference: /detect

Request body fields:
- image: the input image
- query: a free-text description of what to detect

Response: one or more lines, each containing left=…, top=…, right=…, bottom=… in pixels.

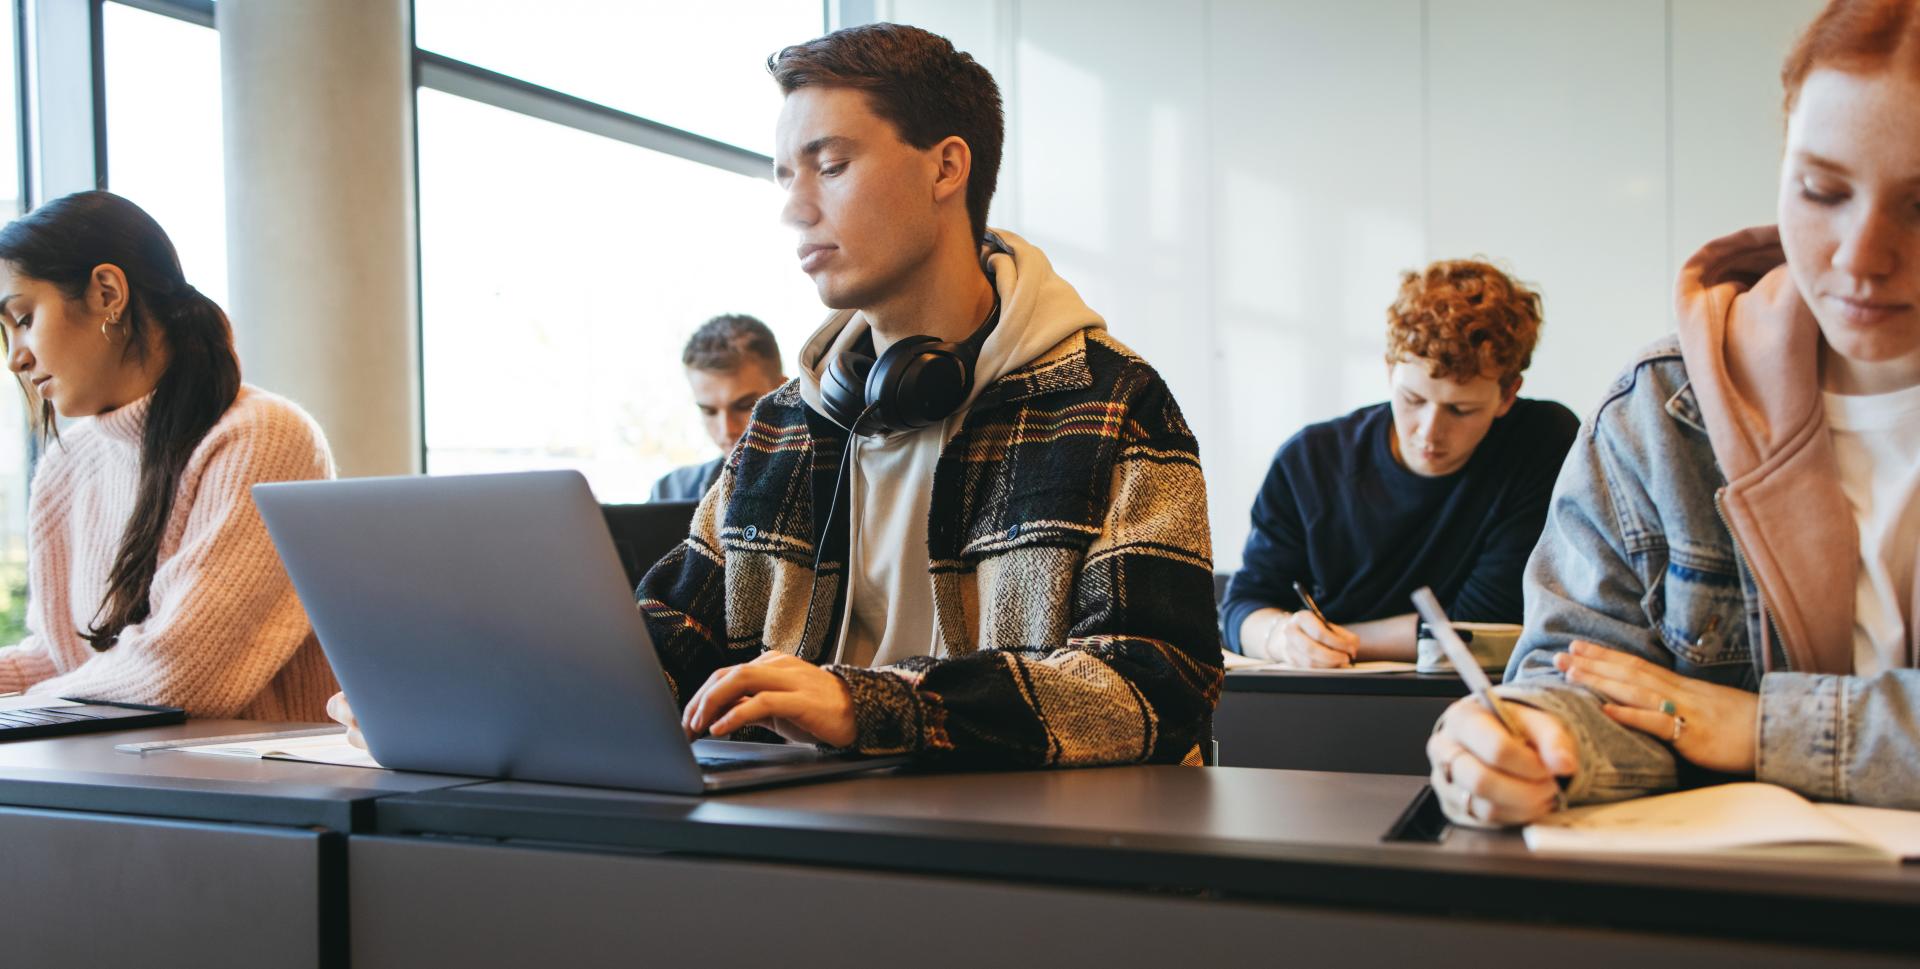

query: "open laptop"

left=253, top=470, right=906, bottom=794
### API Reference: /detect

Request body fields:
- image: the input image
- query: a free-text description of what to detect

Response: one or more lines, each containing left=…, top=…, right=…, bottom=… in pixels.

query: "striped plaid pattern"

left=637, top=328, right=1221, bottom=767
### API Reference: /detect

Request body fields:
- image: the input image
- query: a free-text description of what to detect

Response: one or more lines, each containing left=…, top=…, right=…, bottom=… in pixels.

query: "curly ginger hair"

left=1384, top=259, right=1542, bottom=392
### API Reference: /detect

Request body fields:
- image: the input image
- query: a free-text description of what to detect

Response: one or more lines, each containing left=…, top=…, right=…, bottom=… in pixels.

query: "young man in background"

left=1223, top=260, right=1579, bottom=668
left=649, top=314, right=786, bottom=503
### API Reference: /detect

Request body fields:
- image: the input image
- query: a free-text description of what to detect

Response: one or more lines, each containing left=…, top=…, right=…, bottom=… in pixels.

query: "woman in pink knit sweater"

left=0, top=191, right=337, bottom=720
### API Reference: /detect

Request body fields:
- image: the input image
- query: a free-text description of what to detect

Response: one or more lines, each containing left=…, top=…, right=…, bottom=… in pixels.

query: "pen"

left=1409, top=587, right=1523, bottom=738
left=1291, top=581, right=1329, bottom=627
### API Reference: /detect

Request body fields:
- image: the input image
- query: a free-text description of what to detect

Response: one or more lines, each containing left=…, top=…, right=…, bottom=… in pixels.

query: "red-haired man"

left=1223, top=260, right=1579, bottom=667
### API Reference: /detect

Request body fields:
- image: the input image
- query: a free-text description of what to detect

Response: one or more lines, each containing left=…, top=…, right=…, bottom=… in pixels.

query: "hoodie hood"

left=1674, top=225, right=1860, bottom=674
left=797, top=228, right=1105, bottom=424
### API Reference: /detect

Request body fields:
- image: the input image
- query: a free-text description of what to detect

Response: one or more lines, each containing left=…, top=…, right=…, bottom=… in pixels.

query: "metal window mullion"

left=22, top=0, right=99, bottom=204
left=415, top=51, right=772, bottom=182
left=106, top=0, right=211, bottom=28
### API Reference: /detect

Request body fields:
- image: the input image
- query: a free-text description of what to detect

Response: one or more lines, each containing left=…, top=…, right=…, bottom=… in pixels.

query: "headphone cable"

left=795, top=400, right=875, bottom=659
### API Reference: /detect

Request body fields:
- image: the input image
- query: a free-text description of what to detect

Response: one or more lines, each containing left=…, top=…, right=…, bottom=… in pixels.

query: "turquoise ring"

left=1658, top=699, right=1677, bottom=716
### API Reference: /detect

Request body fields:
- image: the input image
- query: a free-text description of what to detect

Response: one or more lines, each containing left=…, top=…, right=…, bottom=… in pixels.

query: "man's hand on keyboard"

left=681, top=652, right=856, bottom=748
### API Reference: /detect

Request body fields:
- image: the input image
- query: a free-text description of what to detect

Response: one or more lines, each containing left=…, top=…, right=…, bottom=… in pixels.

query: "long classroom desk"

left=364, top=765, right=1920, bottom=968
left=0, top=720, right=477, bottom=969
left=1215, top=668, right=1478, bottom=774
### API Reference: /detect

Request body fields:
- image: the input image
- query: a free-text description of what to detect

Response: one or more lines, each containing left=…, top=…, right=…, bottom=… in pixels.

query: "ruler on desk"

left=114, top=726, right=346, bottom=754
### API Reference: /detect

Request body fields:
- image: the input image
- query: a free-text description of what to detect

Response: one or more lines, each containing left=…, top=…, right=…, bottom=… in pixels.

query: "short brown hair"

left=1782, top=0, right=1920, bottom=114
left=768, top=23, right=1004, bottom=242
left=1385, top=260, right=1542, bottom=391
left=682, top=313, right=782, bottom=375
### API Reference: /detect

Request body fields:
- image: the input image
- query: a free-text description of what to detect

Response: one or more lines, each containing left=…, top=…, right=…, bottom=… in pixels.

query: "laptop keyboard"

left=0, top=706, right=105, bottom=729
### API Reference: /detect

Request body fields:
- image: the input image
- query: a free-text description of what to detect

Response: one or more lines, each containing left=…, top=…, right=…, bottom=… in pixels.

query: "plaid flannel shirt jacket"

left=636, top=328, right=1222, bottom=767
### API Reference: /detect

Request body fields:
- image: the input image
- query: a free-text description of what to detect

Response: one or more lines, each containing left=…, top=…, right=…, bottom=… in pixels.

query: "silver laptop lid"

left=254, top=470, right=705, bottom=794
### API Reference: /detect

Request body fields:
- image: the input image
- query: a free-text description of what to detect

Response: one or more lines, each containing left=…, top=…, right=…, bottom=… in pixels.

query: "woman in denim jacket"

left=1428, top=0, right=1920, bottom=827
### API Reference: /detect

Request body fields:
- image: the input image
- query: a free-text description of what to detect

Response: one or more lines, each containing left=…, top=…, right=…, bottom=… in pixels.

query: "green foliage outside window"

left=0, top=559, right=26, bottom=645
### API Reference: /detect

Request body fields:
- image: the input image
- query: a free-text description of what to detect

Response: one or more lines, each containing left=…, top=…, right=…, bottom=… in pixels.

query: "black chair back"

left=602, top=501, right=698, bottom=590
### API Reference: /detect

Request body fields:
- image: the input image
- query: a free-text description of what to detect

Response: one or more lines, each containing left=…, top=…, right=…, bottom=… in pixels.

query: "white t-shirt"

left=835, top=419, right=952, bottom=669
left=1823, top=383, right=1920, bottom=676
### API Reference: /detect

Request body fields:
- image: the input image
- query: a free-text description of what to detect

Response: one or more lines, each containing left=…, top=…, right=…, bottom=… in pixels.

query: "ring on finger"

left=1670, top=714, right=1686, bottom=743
left=1657, top=698, right=1677, bottom=716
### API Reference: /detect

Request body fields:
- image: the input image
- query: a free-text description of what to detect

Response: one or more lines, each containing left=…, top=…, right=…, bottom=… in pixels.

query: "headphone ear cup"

left=822, top=349, right=876, bottom=431
left=869, top=336, right=968, bottom=433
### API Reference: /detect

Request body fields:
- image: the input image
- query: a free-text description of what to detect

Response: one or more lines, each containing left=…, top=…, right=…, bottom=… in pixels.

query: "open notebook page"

left=1221, top=651, right=1417, bottom=673
left=178, top=731, right=385, bottom=770
left=1524, top=783, right=1918, bottom=864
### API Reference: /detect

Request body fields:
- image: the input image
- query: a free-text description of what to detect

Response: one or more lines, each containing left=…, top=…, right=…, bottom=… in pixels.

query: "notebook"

left=175, top=729, right=383, bottom=769
left=1221, top=650, right=1417, bottom=674
left=1523, top=782, right=1920, bottom=864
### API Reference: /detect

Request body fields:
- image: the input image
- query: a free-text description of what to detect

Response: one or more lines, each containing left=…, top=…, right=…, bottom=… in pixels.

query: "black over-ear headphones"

left=818, top=232, right=1011, bottom=435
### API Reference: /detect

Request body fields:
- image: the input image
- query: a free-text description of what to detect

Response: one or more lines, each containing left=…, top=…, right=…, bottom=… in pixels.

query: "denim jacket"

left=1501, top=335, right=1920, bottom=808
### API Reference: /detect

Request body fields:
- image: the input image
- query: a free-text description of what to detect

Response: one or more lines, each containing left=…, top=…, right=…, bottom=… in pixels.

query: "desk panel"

left=0, top=720, right=478, bottom=830
left=374, top=766, right=1920, bottom=954
left=1214, top=690, right=1453, bottom=774
left=350, top=835, right=1914, bottom=969
left=1, top=805, right=333, bottom=969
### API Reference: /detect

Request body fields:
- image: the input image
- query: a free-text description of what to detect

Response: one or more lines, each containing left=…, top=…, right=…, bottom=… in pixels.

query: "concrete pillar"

left=218, top=0, right=419, bottom=476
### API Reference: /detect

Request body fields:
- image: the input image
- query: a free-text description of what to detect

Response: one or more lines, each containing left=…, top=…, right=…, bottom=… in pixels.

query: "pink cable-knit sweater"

left=0, top=384, right=339, bottom=720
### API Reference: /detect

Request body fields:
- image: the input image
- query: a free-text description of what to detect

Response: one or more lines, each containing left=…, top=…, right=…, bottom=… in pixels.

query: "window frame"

left=57, top=0, right=829, bottom=476
left=406, top=3, right=823, bottom=473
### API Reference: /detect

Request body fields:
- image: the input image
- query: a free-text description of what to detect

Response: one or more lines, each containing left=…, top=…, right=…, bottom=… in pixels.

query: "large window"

left=414, top=0, right=819, bottom=155
left=417, top=3, right=828, bottom=501
left=0, top=0, right=26, bottom=642
left=23, top=1, right=833, bottom=513
left=101, top=1, right=228, bottom=308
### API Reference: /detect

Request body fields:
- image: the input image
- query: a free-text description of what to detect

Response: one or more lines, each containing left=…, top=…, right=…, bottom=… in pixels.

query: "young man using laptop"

left=649, top=314, right=787, bottom=503
left=1220, top=260, right=1579, bottom=668
left=648, top=24, right=1220, bottom=766
left=329, top=24, right=1219, bottom=768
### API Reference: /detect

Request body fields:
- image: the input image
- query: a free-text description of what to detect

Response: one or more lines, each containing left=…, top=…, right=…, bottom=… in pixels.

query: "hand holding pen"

left=1254, top=581, right=1360, bottom=668
left=1414, top=587, right=1578, bottom=828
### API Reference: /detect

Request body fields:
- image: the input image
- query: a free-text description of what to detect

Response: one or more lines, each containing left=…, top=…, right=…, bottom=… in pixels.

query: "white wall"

left=870, top=0, right=1821, bottom=570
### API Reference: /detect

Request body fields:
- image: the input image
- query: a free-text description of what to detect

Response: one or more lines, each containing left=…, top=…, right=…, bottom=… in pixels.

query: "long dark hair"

left=0, top=191, right=241, bottom=650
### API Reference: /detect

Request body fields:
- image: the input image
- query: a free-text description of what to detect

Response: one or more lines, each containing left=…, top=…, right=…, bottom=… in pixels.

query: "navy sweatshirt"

left=1221, top=398, right=1579, bottom=653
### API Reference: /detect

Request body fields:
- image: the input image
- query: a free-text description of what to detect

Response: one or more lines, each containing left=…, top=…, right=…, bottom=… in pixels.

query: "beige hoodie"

left=1674, top=225, right=1905, bottom=674
left=796, top=229, right=1106, bottom=668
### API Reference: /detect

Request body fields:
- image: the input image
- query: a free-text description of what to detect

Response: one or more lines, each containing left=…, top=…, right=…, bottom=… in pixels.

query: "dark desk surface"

left=376, top=765, right=1920, bottom=953
left=0, top=720, right=479, bottom=830
left=1225, top=667, right=1479, bottom=696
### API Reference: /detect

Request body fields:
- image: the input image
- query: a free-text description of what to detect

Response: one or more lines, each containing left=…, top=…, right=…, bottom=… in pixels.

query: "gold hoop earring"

left=100, top=312, right=120, bottom=341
